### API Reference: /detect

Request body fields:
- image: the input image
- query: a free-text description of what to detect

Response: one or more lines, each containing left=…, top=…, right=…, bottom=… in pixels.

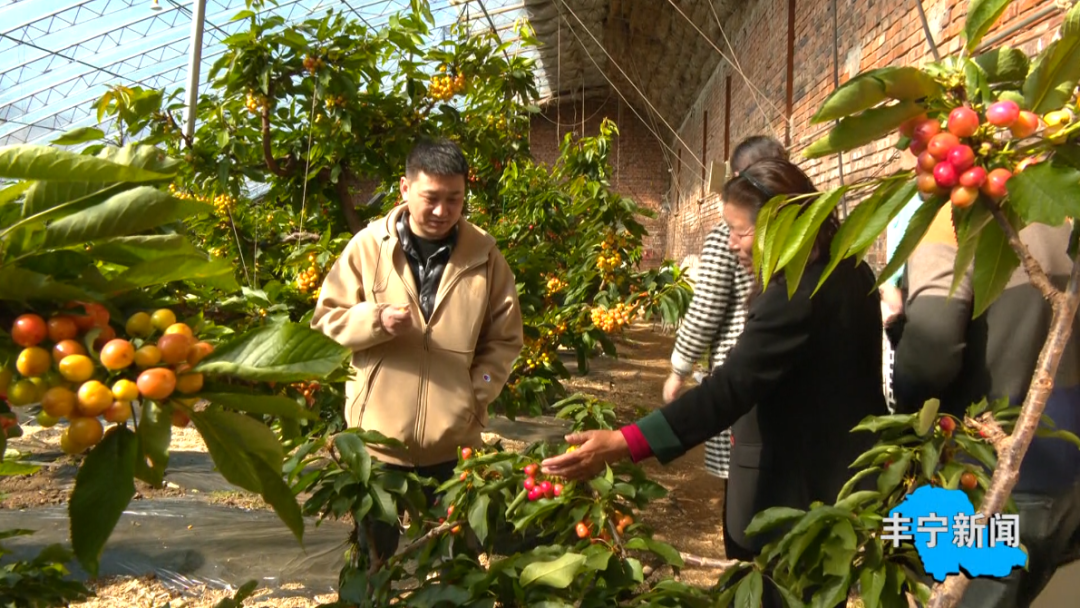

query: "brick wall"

left=664, top=0, right=1065, bottom=269
left=530, top=97, right=669, bottom=268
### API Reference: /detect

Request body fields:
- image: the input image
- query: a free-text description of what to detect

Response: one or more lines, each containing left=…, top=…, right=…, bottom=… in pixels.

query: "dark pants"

left=956, top=481, right=1080, bottom=608
left=363, top=460, right=458, bottom=563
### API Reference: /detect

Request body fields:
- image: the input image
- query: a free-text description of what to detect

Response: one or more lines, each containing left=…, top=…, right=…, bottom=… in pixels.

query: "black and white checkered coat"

left=671, top=223, right=753, bottom=479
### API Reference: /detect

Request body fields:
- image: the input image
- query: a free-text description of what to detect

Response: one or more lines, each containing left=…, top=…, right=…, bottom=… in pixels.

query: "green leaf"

left=70, top=425, right=138, bottom=576
left=877, top=450, right=913, bottom=496
left=1023, top=3, right=1080, bottom=113
left=0, top=266, right=98, bottom=303
left=822, top=519, right=857, bottom=577
left=775, top=188, right=846, bottom=277
left=835, top=490, right=881, bottom=512
left=468, top=493, right=491, bottom=544
left=202, top=392, right=319, bottom=420
left=734, top=569, right=763, bottom=608
left=804, top=101, right=927, bottom=159
left=87, top=234, right=203, bottom=266
left=851, top=413, right=916, bottom=433
left=921, top=440, right=943, bottom=481
left=135, top=400, right=171, bottom=487
left=745, top=506, right=806, bottom=537
left=0, top=180, right=31, bottom=206
left=964, top=0, right=1017, bottom=52
left=51, top=127, right=106, bottom=146
left=950, top=204, right=993, bottom=297
left=759, top=203, right=801, bottom=291
left=875, top=195, right=948, bottom=289
left=190, top=409, right=304, bottom=542
left=333, top=434, right=372, bottom=483
left=519, top=552, right=587, bottom=589
left=811, top=67, right=938, bottom=123
left=43, top=187, right=210, bottom=249
left=0, top=460, right=41, bottom=475
left=1006, top=160, right=1080, bottom=227
left=624, top=537, right=685, bottom=567
left=915, top=398, right=941, bottom=437
left=193, top=322, right=350, bottom=382
left=0, top=144, right=173, bottom=182
left=971, top=211, right=1021, bottom=318
left=811, top=572, right=852, bottom=608
left=1036, top=428, right=1080, bottom=449
left=974, top=46, right=1030, bottom=83
left=859, top=567, right=888, bottom=608
left=107, top=254, right=239, bottom=293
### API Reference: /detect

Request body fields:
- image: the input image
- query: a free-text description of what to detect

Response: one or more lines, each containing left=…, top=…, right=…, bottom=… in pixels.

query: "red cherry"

left=523, top=476, right=537, bottom=491
left=539, top=480, right=553, bottom=497
left=938, top=416, right=956, bottom=433
left=959, top=166, right=987, bottom=188
left=910, top=139, right=928, bottom=156
left=947, top=145, right=976, bottom=172
left=912, top=119, right=942, bottom=144
left=947, top=106, right=980, bottom=138
left=461, top=447, right=472, bottom=460
left=928, top=133, right=961, bottom=161
left=982, top=168, right=1012, bottom=201
left=523, top=463, right=538, bottom=477
left=933, top=162, right=959, bottom=188
left=527, top=487, right=542, bottom=501
left=900, top=113, right=928, bottom=138
left=916, top=172, right=942, bottom=195
left=986, top=100, right=1020, bottom=127
left=553, top=483, right=564, bottom=497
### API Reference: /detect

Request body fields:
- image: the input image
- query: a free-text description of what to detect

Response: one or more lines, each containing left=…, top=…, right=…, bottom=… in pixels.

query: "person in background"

left=311, top=137, right=524, bottom=562
left=893, top=206, right=1080, bottom=608
left=663, top=135, right=787, bottom=551
left=880, top=195, right=919, bottom=412
left=542, top=159, right=888, bottom=607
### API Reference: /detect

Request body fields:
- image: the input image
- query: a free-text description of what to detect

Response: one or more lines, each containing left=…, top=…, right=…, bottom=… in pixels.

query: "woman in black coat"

left=542, top=159, right=889, bottom=567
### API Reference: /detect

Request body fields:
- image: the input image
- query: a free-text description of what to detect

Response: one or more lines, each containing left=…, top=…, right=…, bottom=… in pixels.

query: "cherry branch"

left=963, top=413, right=1009, bottom=455
left=678, top=551, right=741, bottom=570
left=927, top=248, right=1080, bottom=608
left=983, top=198, right=1059, bottom=302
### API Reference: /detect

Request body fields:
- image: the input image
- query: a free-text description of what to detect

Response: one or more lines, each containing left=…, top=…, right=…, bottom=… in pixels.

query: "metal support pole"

left=183, top=0, right=207, bottom=146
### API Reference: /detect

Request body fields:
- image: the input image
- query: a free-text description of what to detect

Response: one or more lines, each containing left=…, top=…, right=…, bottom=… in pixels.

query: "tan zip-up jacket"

left=311, top=203, right=524, bottom=466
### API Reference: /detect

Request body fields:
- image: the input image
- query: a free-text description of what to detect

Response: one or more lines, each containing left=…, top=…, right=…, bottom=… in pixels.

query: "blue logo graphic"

left=882, top=486, right=1027, bottom=582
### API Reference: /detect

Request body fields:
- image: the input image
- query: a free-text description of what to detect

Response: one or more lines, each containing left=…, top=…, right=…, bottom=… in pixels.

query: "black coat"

left=643, top=257, right=888, bottom=553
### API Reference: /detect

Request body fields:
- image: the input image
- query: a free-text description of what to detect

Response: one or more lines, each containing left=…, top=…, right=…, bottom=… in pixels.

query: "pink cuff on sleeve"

left=620, top=424, right=653, bottom=463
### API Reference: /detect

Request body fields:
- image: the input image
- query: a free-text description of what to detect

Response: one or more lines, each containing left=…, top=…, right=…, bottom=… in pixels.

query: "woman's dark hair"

left=730, top=136, right=789, bottom=176
left=722, top=158, right=839, bottom=261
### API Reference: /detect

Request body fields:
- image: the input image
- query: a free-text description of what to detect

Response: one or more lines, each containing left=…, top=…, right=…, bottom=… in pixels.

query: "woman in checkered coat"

left=663, top=136, right=788, bottom=481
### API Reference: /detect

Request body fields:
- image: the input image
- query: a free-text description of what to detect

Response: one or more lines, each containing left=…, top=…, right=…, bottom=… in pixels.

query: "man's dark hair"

left=730, top=135, right=788, bottom=176
left=405, top=138, right=469, bottom=181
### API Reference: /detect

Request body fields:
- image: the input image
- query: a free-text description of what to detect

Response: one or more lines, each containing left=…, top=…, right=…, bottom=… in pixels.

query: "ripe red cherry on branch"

left=527, top=487, right=542, bottom=501
left=939, top=416, right=956, bottom=434
left=959, top=166, right=987, bottom=188
left=900, top=113, right=929, bottom=138
left=523, top=476, right=537, bottom=491
left=575, top=522, right=590, bottom=539
left=917, top=172, right=942, bottom=195
left=947, top=106, right=980, bottom=138
left=934, top=162, right=959, bottom=188
left=947, top=145, right=976, bottom=172
left=461, top=447, right=472, bottom=460
left=11, top=314, right=47, bottom=347
left=539, top=480, right=553, bottom=497
left=523, top=463, right=539, bottom=477
left=928, top=133, right=961, bottom=160
left=961, top=471, right=978, bottom=490
left=982, top=168, right=1013, bottom=201
left=553, top=483, right=564, bottom=497
left=912, top=119, right=942, bottom=145
left=986, top=100, right=1020, bottom=127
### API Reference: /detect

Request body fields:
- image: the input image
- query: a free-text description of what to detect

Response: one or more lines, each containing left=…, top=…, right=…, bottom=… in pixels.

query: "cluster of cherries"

left=522, top=462, right=564, bottom=501
left=904, top=100, right=1036, bottom=208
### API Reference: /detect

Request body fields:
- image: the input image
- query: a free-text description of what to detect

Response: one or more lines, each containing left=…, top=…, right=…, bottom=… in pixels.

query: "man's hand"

left=663, top=372, right=685, bottom=403
left=540, top=430, right=631, bottom=481
left=380, top=304, right=413, bottom=336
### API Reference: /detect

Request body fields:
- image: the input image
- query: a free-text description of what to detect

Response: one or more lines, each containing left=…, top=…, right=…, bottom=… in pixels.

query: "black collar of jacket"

left=396, top=210, right=459, bottom=259
left=376, top=203, right=498, bottom=270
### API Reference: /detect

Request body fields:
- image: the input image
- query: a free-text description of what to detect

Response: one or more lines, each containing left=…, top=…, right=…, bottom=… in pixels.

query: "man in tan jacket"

left=312, top=138, right=524, bottom=560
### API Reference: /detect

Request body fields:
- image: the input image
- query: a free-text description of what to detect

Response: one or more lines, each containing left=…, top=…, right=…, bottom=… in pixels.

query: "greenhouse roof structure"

left=0, top=0, right=542, bottom=148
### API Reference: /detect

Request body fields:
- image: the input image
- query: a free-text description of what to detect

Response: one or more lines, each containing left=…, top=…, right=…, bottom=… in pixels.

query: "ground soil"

left=1, top=322, right=730, bottom=605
